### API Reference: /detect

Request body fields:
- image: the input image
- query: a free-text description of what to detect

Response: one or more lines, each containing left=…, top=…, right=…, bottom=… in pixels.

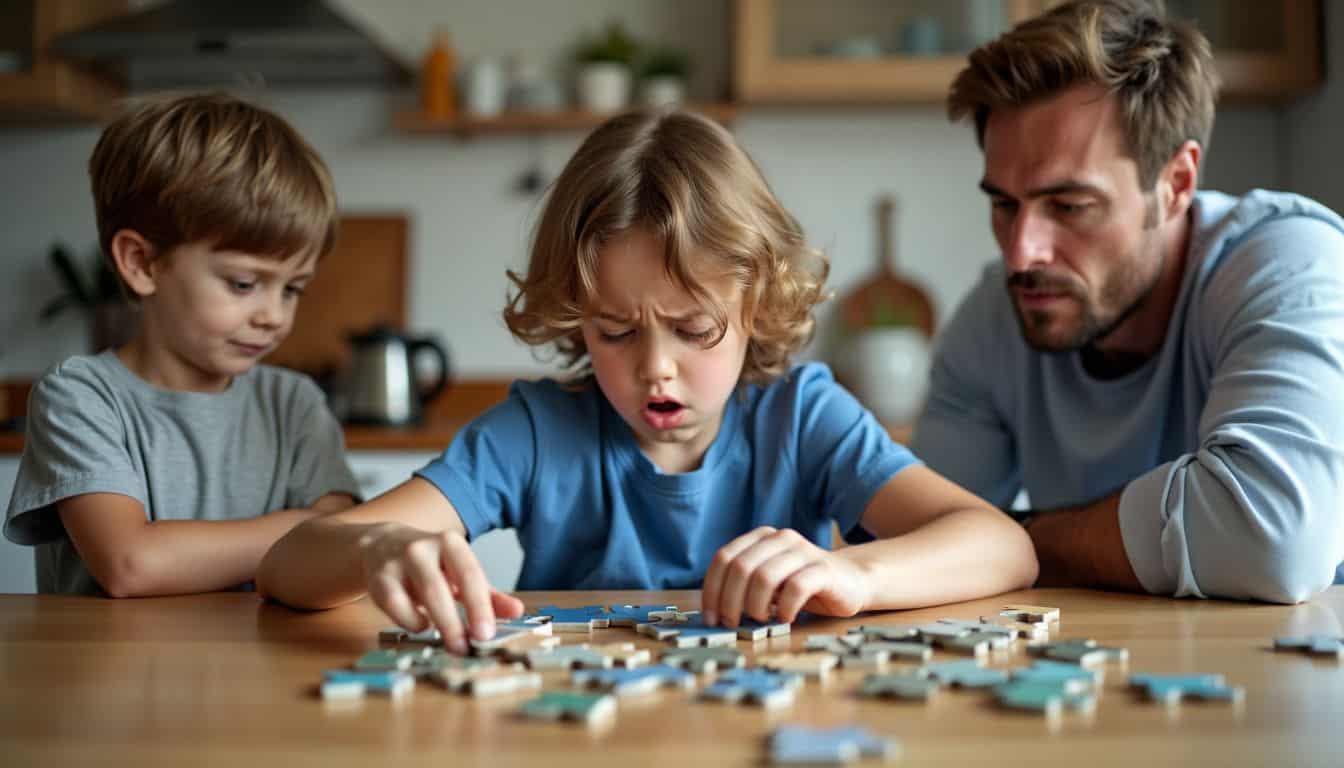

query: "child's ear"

left=108, top=229, right=160, bottom=298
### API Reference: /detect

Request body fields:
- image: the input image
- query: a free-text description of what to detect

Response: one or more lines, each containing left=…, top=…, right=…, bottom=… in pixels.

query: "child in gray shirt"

left=4, top=92, right=359, bottom=596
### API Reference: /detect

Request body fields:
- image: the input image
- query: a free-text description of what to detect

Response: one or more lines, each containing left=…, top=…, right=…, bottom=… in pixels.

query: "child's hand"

left=700, top=526, right=870, bottom=626
left=357, top=523, right=524, bottom=654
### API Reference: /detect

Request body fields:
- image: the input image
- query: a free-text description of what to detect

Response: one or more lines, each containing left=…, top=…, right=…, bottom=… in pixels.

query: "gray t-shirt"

left=4, top=350, right=360, bottom=594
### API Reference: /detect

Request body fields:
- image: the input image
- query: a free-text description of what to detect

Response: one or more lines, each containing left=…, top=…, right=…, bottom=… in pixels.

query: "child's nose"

left=252, top=293, right=285, bottom=328
left=637, top=334, right=676, bottom=382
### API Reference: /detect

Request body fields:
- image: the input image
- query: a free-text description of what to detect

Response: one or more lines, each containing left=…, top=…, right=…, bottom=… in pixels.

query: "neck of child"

left=116, top=333, right=232, bottom=394
left=638, top=408, right=724, bottom=475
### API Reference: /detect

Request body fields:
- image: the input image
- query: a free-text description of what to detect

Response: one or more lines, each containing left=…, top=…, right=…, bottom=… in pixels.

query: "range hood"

left=50, top=0, right=412, bottom=89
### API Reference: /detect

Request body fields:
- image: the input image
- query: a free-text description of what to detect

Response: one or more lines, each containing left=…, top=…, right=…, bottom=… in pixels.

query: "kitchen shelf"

left=394, top=102, right=740, bottom=138
left=0, top=0, right=127, bottom=124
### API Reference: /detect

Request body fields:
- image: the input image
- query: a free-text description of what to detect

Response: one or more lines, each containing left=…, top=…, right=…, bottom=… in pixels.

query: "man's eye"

left=990, top=198, right=1017, bottom=212
left=1052, top=200, right=1090, bottom=215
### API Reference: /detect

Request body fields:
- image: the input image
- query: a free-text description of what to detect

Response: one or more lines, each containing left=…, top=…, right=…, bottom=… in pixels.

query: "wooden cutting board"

left=265, top=214, right=408, bottom=375
left=838, top=196, right=934, bottom=338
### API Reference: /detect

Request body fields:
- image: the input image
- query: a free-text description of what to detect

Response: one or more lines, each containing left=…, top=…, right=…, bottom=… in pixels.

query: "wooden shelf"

left=0, top=0, right=126, bottom=125
left=395, top=102, right=740, bottom=138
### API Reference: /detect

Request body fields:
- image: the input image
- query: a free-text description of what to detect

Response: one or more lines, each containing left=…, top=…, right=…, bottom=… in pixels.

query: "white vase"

left=840, top=327, right=932, bottom=426
left=576, top=62, right=631, bottom=113
left=641, top=76, right=685, bottom=108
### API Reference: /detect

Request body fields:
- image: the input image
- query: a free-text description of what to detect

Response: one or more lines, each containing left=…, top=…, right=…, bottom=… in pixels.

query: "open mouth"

left=642, top=398, right=688, bottom=430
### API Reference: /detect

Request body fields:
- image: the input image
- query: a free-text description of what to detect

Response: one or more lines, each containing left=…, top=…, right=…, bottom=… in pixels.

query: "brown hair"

left=89, top=91, right=337, bottom=288
left=503, top=109, right=829, bottom=384
left=947, top=0, right=1220, bottom=188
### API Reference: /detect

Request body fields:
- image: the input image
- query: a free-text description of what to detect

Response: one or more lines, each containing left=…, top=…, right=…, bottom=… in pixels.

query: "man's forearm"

left=1026, top=492, right=1144, bottom=591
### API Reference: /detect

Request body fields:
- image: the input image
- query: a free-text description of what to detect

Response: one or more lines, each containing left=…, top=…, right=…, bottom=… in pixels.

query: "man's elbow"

left=1235, top=557, right=1335, bottom=604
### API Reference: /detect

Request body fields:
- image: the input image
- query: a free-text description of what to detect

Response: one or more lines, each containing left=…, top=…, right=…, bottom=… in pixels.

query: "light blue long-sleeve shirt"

left=912, top=189, right=1344, bottom=603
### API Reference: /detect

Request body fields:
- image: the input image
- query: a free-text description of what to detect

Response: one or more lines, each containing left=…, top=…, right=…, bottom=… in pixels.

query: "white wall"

left=1285, top=1, right=1344, bottom=213
left=0, top=1, right=1305, bottom=380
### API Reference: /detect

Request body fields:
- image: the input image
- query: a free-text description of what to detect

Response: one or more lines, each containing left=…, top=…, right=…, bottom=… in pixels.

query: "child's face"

left=582, top=227, right=749, bottom=473
left=138, top=241, right=316, bottom=391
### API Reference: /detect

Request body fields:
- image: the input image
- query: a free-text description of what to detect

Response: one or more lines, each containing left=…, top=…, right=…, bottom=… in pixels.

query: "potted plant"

left=639, top=47, right=690, bottom=107
left=574, top=21, right=638, bottom=113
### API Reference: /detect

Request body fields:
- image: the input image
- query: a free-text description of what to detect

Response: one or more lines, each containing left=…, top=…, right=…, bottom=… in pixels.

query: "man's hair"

left=947, top=0, right=1220, bottom=188
left=89, top=91, right=337, bottom=288
left=503, top=109, right=829, bottom=384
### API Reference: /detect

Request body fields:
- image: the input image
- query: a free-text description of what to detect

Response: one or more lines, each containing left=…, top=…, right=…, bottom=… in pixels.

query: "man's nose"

left=1003, top=210, right=1054, bottom=273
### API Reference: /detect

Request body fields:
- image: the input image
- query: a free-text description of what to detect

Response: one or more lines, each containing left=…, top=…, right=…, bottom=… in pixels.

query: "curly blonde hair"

left=948, top=0, right=1219, bottom=188
left=504, top=109, right=829, bottom=384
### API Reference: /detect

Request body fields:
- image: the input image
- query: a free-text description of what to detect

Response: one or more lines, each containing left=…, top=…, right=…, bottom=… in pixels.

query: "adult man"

left=913, top=0, right=1344, bottom=603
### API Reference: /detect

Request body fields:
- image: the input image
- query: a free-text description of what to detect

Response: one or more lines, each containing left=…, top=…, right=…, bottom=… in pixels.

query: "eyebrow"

left=979, top=179, right=1106, bottom=199
left=596, top=310, right=707, bottom=323
left=216, top=255, right=314, bottom=281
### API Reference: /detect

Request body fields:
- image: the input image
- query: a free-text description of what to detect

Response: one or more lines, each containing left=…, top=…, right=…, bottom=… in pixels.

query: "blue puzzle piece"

left=1012, top=660, right=1102, bottom=693
left=1129, top=673, right=1244, bottom=705
left=994, top=680, right=1096, bottom=716
left=1273, top=634, right=1344, bottom=658
left=701, top=668, right=802, bottom=709
left=639, top=616, right=738, bottom=647
left=918, top=660, right=1010, bottom=688
left=770, top=724, right=899, bottom=764
left=321, top=669, right=415, bottom=699
left=530, top=605, right=611, bottom=632
left=572, top=665, right=696, bottom=696
left=605, top=604, right=679, bottom=626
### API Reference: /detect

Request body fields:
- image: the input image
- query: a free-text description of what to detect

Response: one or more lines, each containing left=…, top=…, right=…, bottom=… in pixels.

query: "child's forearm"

left=100, top=509, right=318, bottom=597
left=254, top=516, right=380, bottom=609
left=839, top=507, right=1039, bottom=611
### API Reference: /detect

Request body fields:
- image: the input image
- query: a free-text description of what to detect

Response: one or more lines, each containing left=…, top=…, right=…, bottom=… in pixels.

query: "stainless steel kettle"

left=335, top=326, right=450, bottom=426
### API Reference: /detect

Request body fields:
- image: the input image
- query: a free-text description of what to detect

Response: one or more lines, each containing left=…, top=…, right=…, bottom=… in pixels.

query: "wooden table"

left=3, top=588, right=1342, bottom=767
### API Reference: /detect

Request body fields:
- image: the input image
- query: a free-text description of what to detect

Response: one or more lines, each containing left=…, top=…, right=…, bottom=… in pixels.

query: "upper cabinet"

left=0, top=0, right=126, bottom=124
left=733, top=0, right=1322, bottom=105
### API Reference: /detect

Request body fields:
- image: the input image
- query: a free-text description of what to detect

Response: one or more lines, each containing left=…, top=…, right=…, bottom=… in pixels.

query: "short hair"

left=947, top=0, right=1220, bottom=188
left=89, top=91, right=337, bottom=288
left=503, top=109, right=829, bottom=384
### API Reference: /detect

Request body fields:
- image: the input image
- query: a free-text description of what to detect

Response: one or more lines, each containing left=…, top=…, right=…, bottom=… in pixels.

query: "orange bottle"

left=422, top=28, right=457, bottom=119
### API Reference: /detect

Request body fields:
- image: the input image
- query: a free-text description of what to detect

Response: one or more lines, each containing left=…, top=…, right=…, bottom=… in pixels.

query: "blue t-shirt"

left=416, top=362, right=917, bottom=590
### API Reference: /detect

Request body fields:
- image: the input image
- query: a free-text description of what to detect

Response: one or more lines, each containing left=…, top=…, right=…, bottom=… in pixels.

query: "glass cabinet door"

left=1166, top=0, right=1321, bottom=99
left=735, top=0, right=1041, bottom=102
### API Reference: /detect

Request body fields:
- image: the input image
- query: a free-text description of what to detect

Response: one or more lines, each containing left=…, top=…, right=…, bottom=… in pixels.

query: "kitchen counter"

left=0, top=378, right=913, bottom=453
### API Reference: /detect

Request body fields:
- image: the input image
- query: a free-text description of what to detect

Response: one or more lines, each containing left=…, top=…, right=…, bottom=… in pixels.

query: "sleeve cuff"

left=1117, top=465, right=1178, bottom=595
left=413, top=463, right=491, bottom=541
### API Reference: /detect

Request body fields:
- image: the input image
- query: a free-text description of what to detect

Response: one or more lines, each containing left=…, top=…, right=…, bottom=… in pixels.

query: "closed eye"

left=598, top=329, right=633, bottom=343
left=228, top=279, right=256, bottom=294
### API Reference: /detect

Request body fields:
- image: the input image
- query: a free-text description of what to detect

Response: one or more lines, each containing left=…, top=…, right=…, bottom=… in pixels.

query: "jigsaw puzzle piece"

left=993, top=680, right=1096, bottom=717
left=1273, top=634, right=1344, bottom=658
left=860, top=673, right=941, bottom=702
left=1011, top=660, right=1102, bottom=692
left=321, top=670, right=415, bottom=701
left=701, top=668, right=802, bottom=709
left=519, top=691, right=617, bottom=725
left=1000, top=604, right=1060, bottom=624
left=530, top=605, right=611, bottom=632
left=659, top=646, right=746, bottom=674
left=755, top=652, right=840, bottom=681
left=769, top=724, right=899, bottom=764
left=1028, top=639, right=1129, bottom=666
left=1129, top=673, right=1245, bottom=705
left=605, top=604, right=679, bottom=627
left=917, top=660, right=1010, bottom=689
left=571, top=665, right=697, bottom=697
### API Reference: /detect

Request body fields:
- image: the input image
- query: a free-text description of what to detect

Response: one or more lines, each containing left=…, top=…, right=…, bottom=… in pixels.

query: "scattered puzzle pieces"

left=660, top=646, right=745, bottom=674
left=860, top=673, right=941, bottom=702
left=571, top=665, right=696, bottom=697
left=605, top=605, right=679, bottom=627
left=755, top=652, right=840, bottom=681
left=529, top=605, right=612, bottom=633
left=1129, top=673, right=1244, bottom=705
left=734, top=618, right=793, bottom=641
left=1011, top=660, right=1102, bottom=692
left=1273, top=635, right=1344, bottom=659
left=993, top=679, right=1096, bottom=717
left=769, top=724, right=899, bottom=764
left=354, top=648, right=423, bottom=671
left=915, top=660, right=1010, bottom=689
left=846, top=625, right=920, bottom=643
left=520, top=691, right=617, bottom=725
left=1028, top=639, right=1128, bottom=666
left=525, top=644, right=619, bottom=671
left=321, top=670, right=415, bottom=701
left=638, top=616, right=739, bottom=647
left=1000, top=604, right=1060, bottom=624
left=702, top=668, right=803, bottom=709
left=431, top=663, right=543, bottom=697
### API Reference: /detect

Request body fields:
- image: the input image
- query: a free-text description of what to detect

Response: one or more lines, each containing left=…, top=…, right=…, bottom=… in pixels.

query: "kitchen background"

left=1, top=0, right=1341, bottom=593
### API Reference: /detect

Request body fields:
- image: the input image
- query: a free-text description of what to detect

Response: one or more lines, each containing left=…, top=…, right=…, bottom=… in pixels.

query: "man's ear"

left=1159, top=140, right=1201, bottom=222
left=108, top=230, right=160, bottom=298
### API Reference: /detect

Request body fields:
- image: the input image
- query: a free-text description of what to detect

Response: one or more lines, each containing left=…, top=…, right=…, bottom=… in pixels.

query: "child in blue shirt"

left=257, top=110, right=1037, bottom=653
